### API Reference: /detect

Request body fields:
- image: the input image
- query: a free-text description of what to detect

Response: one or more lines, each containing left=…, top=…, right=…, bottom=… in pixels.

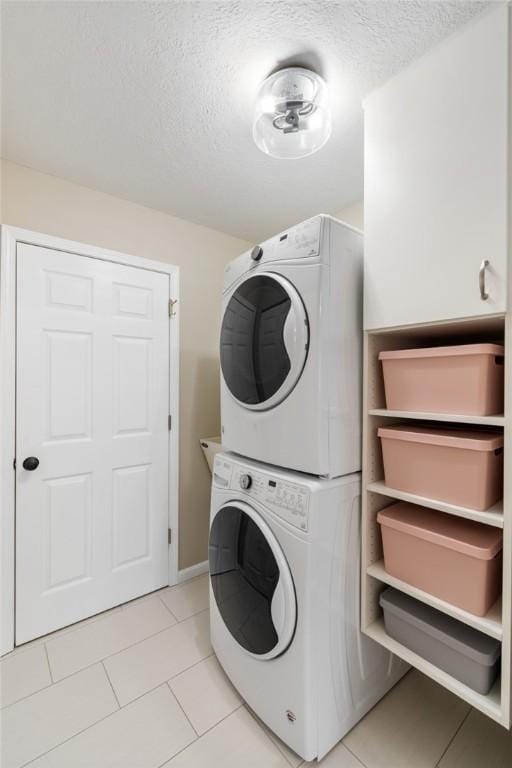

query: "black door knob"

left=22, top=456, right=39, bottom=471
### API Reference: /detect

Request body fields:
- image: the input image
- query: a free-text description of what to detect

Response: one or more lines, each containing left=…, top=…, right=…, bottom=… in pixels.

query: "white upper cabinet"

left=364, top=6, right=509, bottom=330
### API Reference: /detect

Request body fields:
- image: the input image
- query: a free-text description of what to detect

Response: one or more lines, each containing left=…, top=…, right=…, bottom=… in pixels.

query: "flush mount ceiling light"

left=253, top=67, right=331, bottom=159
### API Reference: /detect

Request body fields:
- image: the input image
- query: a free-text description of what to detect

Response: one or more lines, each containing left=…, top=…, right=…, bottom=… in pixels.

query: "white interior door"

left=16, top=243, right=171, bottom=644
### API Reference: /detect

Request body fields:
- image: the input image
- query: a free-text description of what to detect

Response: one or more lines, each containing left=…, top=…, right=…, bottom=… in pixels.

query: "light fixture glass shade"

left=253, top=67, right=331, bottom=159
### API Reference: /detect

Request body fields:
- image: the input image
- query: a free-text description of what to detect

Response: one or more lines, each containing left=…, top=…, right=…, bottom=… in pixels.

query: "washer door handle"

left=282, top=306, right=298, bottom=359
left=270, top=578, right=286, bottom=636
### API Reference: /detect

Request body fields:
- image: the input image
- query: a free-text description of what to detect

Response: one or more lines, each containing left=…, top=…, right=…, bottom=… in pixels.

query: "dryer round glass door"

left=209, top=501, right=297, bottom=659
left=220, top=272, right=309, bottom=410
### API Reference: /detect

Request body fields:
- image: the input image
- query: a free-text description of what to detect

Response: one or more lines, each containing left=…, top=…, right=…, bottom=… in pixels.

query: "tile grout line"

left=194, top=703, right=244, bottom=741
left=0, top=680, right=54, bottom=711
left=100, top=651, right=217, bottom=713
left=18, top=682, right=171, bottom=768
left=18, top=688, right=129, bottom=768
left=119, top=588, right=170, bottom=611
left=6, top=593, right=212, bottom=763
left=102, top=651, right=216, bottom=713
left=101, top=660, right=121, bottom=710
left=43, top=642, right=54, bottom=684
left=6, top=606, right=126, bottom=660
left=1, top=661, right=120, bottom=715
left=7, top=649, right=218, bottom=761
left=15, top=650, right=284, bottom=768
left=166, top=682, right=200, bottom=738
left=154, top=702, right=246, bottom=768
left=434, top=706, right=472, bottom=767
left=18, top=694, right=289, bottom=768
left=40, top=649, right=216, bottom=719
left=277, top=741, right=301, bottom=767
left=243, top=703, right=303, bottom=767
left=5, top=623, right=175, bottom=706
left=166, top=656, right=246, bottom=743
left=341, top=738, right=370, bottom=767
left=97, top=606, right=210, bottom=663
left=248, top=708, right=300, bottom=768
left=155, top=593, right=180, bottom=623
left=2, top=636, right=212, bottom=716
left=5, top=582, right=194, bottom=661
left=38, top=608, right=210, bottom=691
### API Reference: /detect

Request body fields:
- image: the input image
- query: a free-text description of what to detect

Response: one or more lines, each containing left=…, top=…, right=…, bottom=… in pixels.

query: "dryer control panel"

left=213, top=457, right=310, bottom=532
left=222, top=215, right=323, bottom=293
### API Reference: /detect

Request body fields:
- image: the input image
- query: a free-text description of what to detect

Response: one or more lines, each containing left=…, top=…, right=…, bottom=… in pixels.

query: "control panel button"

left=266, top=478, right=310, bottom=531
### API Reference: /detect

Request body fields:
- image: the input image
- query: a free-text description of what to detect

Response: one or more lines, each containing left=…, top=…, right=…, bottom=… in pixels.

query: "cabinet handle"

left=479, top=259, right=490, bottom=301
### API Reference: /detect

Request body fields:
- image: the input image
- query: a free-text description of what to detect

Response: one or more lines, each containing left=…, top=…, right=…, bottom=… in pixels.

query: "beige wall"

left=1, top=160, right=250, bottom=571
left=337, top=201, right=364, bottom=230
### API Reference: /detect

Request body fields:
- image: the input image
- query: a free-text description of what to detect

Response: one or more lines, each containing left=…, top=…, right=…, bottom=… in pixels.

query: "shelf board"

left=367, top=560, right=503, bottom=639
left=369, top=408, right=505, bottom=427
left=364, top=618, right=503, bottom=723
left=367, top=481, right=504, bottom=528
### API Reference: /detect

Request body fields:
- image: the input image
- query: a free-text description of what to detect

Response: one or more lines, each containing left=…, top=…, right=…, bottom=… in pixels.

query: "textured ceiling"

left=2, top=1, right=490, bottom=242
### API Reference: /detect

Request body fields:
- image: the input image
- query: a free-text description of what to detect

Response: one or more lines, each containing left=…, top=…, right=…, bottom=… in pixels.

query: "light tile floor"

left=1, top=573, right=511, bottom=768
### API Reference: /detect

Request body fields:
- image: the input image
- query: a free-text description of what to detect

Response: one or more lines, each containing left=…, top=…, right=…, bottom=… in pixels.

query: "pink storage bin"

left=377, top=502, right=503, bottom=616
left=379, top=343, right=504, bottom=416
left=378, top=426, right=504, bottom=511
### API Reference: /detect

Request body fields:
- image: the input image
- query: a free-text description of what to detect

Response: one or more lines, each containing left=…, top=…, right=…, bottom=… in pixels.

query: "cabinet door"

left=364, top=5, right=509, bottom=330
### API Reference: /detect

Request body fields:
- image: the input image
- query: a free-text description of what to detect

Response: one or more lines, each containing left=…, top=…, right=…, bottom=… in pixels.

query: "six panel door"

left=16, top=243, right=171, bottom=643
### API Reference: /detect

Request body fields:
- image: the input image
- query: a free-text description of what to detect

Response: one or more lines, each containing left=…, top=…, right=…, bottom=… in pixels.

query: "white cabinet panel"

left=364, top=6, right=509, bottom=329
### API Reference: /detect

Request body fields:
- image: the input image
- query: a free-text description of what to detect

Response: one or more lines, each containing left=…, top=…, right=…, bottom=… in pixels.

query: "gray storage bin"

left=379, top=588, right=501, bottom=694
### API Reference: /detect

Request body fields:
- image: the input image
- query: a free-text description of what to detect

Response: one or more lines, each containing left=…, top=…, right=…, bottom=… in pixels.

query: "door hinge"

left=13, top=458, right=16, bottom=470
left=168, top=298, right=178, bottom=318
left=168, top=528, right=172, bottom=544
left=168, top=415, right=172, bottom=430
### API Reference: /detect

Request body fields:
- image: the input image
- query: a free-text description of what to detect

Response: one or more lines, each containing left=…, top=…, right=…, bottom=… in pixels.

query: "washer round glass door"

left=209, top=501, right=297, bottom=659
left=220, top=272, right=309, bottom=410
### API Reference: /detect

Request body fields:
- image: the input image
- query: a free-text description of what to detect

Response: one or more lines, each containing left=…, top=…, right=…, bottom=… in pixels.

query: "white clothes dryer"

left=209, top=453, right=407, bottom=761
left=219, top=215, right=362, bottom=477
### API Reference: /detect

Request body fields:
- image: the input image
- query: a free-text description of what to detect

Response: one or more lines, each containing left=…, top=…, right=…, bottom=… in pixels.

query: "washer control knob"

left=250, top=246, right=263, bottom=261
left=239, top=474, right=252, bottom=490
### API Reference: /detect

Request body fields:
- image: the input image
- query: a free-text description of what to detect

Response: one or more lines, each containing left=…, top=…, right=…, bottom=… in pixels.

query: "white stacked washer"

left=219, top=214, right=362, bottom=478
left=212, top=215, right=404, bottom=760
left=209, top=453, right=407, bottom=761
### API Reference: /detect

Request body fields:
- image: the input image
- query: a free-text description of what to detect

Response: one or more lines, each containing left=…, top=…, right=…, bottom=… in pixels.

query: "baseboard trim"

left=177, top=560, right=209, bottom=583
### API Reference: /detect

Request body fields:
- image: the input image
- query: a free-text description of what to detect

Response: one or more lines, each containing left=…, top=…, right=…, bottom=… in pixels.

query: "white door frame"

left=0, top=225, right=180, bottom=655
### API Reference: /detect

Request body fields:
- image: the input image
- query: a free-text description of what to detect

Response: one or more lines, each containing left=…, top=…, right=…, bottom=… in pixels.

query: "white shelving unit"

left=368, top=409, right=505, bottom=428
left=367, top=482, right=504, bottom=529
left=365, top=619, right=502, bottom=721
left=361, top=315, right=511, bottom=728
left=367, top=560, right=502, bottom=640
